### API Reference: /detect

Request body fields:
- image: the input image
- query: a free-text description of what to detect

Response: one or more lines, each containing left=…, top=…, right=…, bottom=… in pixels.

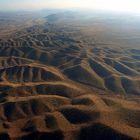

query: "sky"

left=0, top=0, right=140, bottom=13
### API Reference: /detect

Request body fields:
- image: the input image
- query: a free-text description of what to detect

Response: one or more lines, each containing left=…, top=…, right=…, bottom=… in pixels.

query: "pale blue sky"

left=0, top=0, right=140, bottom=13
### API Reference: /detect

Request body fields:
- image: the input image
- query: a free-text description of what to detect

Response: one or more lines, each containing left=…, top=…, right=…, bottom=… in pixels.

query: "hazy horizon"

left=1, top=0, right=140, bottom=13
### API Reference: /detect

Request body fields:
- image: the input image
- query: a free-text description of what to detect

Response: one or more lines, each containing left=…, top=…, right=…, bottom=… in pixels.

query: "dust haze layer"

left=0, top=10, right=140, bottom=140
